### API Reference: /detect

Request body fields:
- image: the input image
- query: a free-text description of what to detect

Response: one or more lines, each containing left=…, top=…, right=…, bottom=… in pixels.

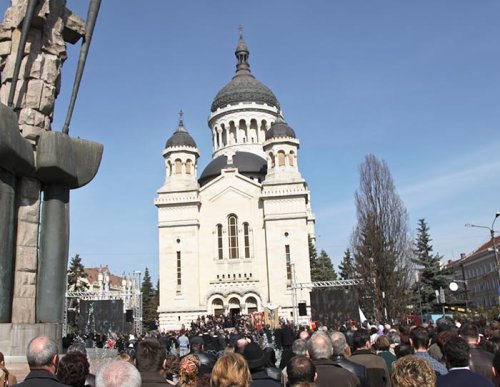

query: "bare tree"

left=352, top=154, right=412, bottom=321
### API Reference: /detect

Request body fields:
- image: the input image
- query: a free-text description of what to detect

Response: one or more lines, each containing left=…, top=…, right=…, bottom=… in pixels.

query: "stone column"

left=0, top=0, right=84, bottom=324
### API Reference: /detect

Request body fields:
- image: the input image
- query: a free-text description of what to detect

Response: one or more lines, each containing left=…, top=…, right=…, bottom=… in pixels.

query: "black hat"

left=243, top=342, right=267, bottom=370
left=190, top=336, right=204, bottom=345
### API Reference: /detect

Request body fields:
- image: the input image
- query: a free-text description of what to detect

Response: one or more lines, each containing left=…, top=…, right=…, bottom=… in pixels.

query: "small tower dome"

left=265, top=118, right=296, bottom=140
left=165, top=111, right=197, bottom=149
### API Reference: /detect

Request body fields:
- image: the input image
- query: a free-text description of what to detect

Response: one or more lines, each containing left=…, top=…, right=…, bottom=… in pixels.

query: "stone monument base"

left=0, top=323, right=62, bottom=356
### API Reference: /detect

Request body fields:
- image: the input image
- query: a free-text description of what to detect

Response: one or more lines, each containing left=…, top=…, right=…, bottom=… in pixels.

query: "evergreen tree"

left=338, top=248, right=355, bottom=280
left=67, top=254, right=88, bottom=292
left=412, top=218, right=452, bottom=313
left=314, top=249, right=338, bottom=281
left=309, top=236, right=321, bottom=281
left=141, top=267, right=158, bottom=330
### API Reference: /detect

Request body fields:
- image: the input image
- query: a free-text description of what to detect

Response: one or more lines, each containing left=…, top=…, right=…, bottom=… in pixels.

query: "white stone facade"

left=155, top=37, right=315, bottom=331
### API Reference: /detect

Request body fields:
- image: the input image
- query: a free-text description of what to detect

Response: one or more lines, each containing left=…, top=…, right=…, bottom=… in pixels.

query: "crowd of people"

left=2, top=314, right=500, bottom=387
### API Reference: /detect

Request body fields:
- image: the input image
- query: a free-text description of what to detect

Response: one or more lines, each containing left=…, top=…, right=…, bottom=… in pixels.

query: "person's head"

left=286, top=356, right=316, bottom=386
left=210, top=353, right=251, bottom=387
left=409, top=326, right=430, bottom=350
left=352, top=329, right=371, bottom=351
left=164, top=354, right=180, bottom=378
left=190, top=336, right=204, bottom=352
left=95, top=360, right=141, bottom=387
left=0, top=351, right=4, bottom=366
left=242, top=342, right=267, bottom=372
left=436, top=316, right=455, bottom=333
left=443, top=336, right=470, bottom=368
left=135, top=338, right=165, bottom=372
left=459, top=323, right=480, bottom=345
left=292, top=339, right=308, bottom=356
left=57, top=352, right=89, bottom=387
left=386, top=330, right=401, bottom=346
left=330, top=331, right=348, bottom=356
left=67, top=342, right=88, bottom=357
left=179, top=354, right=200, bottom=386
left=394, top=344, right=414, bottom=359
left=26, top=336, right=59, bottom=372
left=298, top=330, right=310, bottom=341
left=391, top=355, right=436, bottom=387
left=375, top=335, right=390, bottom=351
left=307, top=332, right=333, bottom=360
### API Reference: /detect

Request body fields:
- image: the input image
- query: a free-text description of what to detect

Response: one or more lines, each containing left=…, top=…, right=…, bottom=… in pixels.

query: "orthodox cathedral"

left=155, top=34, right=315, bottom=330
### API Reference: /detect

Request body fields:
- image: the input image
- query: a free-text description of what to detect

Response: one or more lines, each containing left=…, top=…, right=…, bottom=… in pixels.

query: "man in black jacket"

left=243, top=342, right=281, bottom=386
left=308, top=332, right=360, bottom=387
left=14, top=336, right=70, bottom=387
left=459, top=323, right=494, bottom=382
left=187, top=336, right=217, bottom=376
left=330, top=331, right=369, bottom=387
left=135, top=338, right=168, bottom=386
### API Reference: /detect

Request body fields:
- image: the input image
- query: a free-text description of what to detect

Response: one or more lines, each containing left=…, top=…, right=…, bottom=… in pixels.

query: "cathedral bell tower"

left=160, top=111, right=200, bottom=191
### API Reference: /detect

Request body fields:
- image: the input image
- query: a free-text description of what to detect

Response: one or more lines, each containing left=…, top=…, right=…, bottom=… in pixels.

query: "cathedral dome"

left=265, top=118, right=296, bottom=140
left=210, top=34, right=280, bottom=113
left=165, top=114, right=197, bottom=149
left=199, top=151, right=267, bottom=186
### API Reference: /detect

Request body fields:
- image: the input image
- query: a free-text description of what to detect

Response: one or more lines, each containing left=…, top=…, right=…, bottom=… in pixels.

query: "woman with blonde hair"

left=210, top=353, right=251, bottom=387
left=391, top=355, right=436, bottom=387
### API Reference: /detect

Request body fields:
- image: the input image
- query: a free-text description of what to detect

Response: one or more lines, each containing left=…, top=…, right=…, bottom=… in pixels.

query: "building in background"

left=446, top=236, right=500, bottom=309
left=155, top=34, right=315, bottom=330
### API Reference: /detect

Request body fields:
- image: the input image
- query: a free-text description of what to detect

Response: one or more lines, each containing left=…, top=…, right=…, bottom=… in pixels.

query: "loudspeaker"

left=298, top=302, right=307, bottom=316
left=67, top=310, right=76, bottom=324
left=125, top=309, right=134, bottom=323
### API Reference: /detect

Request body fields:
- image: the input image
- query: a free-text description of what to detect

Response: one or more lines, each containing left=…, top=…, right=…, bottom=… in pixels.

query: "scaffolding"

left=63, top=271, right=143, bottom=337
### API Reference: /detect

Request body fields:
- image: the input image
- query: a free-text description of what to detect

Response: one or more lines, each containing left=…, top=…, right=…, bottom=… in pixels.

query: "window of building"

left=217, top=224, right=223, bottom=260
left=243, top=222, right=250, bottom=258
left=278, top=151, right=285, bottom=166
left=285, top=244, right=291, bottom=282
left=228, top=214, right=239, bottom=259
left=289, top=151, right=295, bottom=166
left=176, top=251, right=181, bottom=288
left=185, top=159, right=192, bottom=174
left=175, top=159, right=182, bottom=174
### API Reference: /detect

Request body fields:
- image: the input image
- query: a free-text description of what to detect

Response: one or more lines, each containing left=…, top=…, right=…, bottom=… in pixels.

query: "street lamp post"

left=465, top=212, right=500, bottom=305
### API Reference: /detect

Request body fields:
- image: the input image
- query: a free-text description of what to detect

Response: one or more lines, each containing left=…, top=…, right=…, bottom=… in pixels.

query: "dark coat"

left=470, top=346, right=494, bottom=381
left=312, top=358, right=360, bottom=387
left=437, top=369, right=494, bottom=387
left=250, top=369, right=281, bottom=387
left=331, top=355, right=369, bottom=387
left=350, top=349, right=390, bottom=387
left=13, top=370, right=70, bottom=387
left=139, top=371, right=169, bottom=387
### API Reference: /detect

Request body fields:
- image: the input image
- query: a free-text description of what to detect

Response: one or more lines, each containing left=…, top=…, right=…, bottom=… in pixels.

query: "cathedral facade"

left=155, top=35, right=315, bottom=330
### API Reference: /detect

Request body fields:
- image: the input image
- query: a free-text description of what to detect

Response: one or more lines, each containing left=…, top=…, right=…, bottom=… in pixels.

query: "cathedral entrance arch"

left=245, top=296, right=258, bottom=314
left=211, top=298, right=224, bottom=317
left=228, top=297, right=241, bottom=326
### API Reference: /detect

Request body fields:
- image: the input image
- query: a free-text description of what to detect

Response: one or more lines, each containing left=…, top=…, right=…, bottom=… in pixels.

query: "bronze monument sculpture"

left=0, top=0, right=103, bottom=354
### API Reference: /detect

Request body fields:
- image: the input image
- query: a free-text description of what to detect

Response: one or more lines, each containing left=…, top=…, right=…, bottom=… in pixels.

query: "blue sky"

left=3, top=1, right=499, bottom=281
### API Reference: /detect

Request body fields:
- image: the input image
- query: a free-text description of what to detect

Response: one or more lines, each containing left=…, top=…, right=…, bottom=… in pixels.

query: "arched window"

left=167, top=160, right=172, bottom=176
left=228, top=214, right=239, bottom=259
left=185, top=159, right=192, bottom=174
left=217, top=224, right=223, bottom=260
left=289, top=151, right=295, bottom=166
left=175, top=159, right=182, bottom=174
left=278, top=151, right=285, bottom=167
left=243, top=222, right=250, bottom=258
